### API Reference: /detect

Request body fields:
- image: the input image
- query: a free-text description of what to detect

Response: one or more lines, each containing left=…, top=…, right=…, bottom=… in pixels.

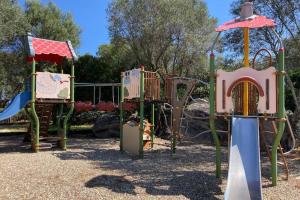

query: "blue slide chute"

left=225, top=117, right=262, bottom=200
left=0, top=91, right=31, bottom=121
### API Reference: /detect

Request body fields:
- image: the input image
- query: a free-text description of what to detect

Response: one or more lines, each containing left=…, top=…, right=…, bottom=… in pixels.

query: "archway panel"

left=215, top=67, right=277, bottom=114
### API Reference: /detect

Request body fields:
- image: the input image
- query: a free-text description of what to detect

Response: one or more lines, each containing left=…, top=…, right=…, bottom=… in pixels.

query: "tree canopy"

left=107, top=0, right=217, bottom=76
left=25, top=0, right=81, bottom=48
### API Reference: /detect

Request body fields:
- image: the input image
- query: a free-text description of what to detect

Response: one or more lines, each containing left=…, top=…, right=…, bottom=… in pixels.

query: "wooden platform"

left=0, top=124, right=29, bottom=134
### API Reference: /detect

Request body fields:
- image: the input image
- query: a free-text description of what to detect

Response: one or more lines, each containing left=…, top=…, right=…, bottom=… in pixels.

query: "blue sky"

left=19, top=0, right=233, bottom=56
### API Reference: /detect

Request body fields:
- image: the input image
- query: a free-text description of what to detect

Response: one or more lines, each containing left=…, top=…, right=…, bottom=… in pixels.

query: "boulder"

left=181, top=99, right=228, bottom=144
left=93, top=113, right=120, bottom=138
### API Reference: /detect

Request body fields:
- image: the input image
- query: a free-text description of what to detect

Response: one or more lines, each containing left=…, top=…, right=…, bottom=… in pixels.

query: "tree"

left=24, top=0, right=81, bottom=48
left=107, top=0, right=217, bottom=76
left=97, top=43, right=136, bottom=72
left=0, top=0, right=30, bottom=99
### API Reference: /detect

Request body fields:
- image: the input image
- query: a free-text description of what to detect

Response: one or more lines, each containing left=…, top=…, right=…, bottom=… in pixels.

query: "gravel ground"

left=0, top=135, right=299, bottom=200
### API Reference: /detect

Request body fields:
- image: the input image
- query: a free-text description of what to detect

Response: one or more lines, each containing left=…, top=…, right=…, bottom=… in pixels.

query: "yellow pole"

left=243, top=27, right=249, bottom=116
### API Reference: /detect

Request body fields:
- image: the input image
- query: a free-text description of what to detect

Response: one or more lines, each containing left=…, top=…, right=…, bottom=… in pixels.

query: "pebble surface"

left=0, top=135, right=299, bottom=200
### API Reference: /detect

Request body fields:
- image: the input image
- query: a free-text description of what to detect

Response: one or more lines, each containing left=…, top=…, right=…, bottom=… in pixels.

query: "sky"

left=18, top=0, right=233, bottom=56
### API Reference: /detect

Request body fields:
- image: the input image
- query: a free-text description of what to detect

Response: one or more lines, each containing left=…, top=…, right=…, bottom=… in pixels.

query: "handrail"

left=252, top=48, right=273, bottom=68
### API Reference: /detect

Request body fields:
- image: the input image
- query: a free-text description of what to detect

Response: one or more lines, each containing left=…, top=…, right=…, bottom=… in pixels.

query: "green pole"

left=271, top=48, right=286, bottom=186
left=57, top=104, right=64, bottom=136
left=31, top=60, right=40, bottom=152
left=120, top=72, right=125, bottom=151
left=139, top=67, right=145, bottom=159
left=209, top=53, right=221, bottom=178
left=57, top=67, right=64, bottom=138
left=61, top=64, right=75, bottom=150
left=151, top=101, right=155, bottom=148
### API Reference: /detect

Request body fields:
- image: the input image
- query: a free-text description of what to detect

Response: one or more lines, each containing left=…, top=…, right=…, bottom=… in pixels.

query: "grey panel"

left=225, top=117, right=262, bottom=200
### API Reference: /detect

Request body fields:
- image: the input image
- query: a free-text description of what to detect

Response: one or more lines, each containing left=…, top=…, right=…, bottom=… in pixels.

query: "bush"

left=96, top=101, right=116, bottom=112
left=75, top=101, right=94, bottom=113
left=122, top=102, right=138, bottom=111
left=72, top=111, right=103, bottom=125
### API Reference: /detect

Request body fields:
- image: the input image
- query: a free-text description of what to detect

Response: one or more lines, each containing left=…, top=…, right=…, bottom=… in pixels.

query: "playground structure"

left=164, top=75, right=198, bottom=152
left=0, top=34, right=77, bottom=152
left=209, top=1, right=292, bottom=199
left=120, top=67, right=160, bottom=158
left=119, top=66, right=209, bottom=158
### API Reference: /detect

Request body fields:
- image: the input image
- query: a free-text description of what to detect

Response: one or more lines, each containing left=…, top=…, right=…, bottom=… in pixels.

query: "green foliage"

left=97, top=43, right=137, bottom=71
left=72, top=111, right=103, bottom=125
left=107, top=0, right=217, bottom=75
left=24, top=0, right=81, bottom=48
left=0, top=0, right=30, bottom=49
left=286, top=69, right=300, bottom=111
left=191, top=71, right=209, bottom=99
left=0, top=0, right=30, bottom=99
left=74, top=54, right=118, bottom=83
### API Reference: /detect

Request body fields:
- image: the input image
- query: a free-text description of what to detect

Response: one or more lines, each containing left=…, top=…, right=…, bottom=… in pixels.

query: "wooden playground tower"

left=164, top=75, right=197, bottom=153
left=25, top=33, right=77, bottom=152
left=209, top=1, right=287, bottom=186
left=119, top=66, right=200, bottom=158
left=120, top=67, right=160, bottom=158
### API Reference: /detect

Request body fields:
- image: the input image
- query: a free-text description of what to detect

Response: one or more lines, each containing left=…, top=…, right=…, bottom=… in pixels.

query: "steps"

left=27, top=103, right=59, bottom=149
left=35, top=103, right=54, bottom=137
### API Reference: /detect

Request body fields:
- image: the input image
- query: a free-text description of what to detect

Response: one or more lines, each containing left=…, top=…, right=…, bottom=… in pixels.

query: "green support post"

left=120, top=72, right=125, bottom=151
left=271, top=48, right=286, bottom=186
left=30, top=60, right=40, bottom=152
left=61, top=64, right=75, bottom=150
left=209, top=53, right=221, bottom=178
left=57, top=104, right=64, bottom=137
left=151, top=101, right=155, bottom=148
left=139, top=67, right=145, bottom=159
left=57, top=68, right=64, bottom=136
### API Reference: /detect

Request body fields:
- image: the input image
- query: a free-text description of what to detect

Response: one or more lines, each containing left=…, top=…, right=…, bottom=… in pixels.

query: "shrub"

left=96, top=101, right=116, bottom=112
left=122, top=102, right=138, bottom=111
left=75, top=101, right=94, bottom=113
left=72, top=111, right=103, bottom=125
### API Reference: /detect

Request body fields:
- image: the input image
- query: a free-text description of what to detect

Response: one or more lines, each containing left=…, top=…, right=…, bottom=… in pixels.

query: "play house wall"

left=36, top=72, right=71, bottom=99
left=123, top=68, right=160, bottom=100
left=124, top=69, right=141, bottom=99
left=216, top=67, right=277, bottom=114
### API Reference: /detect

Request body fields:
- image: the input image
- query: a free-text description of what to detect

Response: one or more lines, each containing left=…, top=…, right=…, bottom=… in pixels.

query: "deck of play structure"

left=0, top=1, right=299, bottom=200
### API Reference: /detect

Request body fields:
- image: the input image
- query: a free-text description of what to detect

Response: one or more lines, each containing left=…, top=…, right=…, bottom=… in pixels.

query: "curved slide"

left=0, top=91, right=31, bottom=121
left=225, top=117, right=262, bottom=200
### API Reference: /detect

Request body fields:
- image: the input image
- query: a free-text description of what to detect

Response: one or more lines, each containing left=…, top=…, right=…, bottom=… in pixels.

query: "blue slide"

left=0, top=91, right=31, bottom=121
left=225, top=117, right=262, bottom=200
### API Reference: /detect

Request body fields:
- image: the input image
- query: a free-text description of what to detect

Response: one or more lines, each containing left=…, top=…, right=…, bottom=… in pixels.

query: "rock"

left=182, top=99, right=228, bottom=145
left=93, top=113, right=120, bottom=138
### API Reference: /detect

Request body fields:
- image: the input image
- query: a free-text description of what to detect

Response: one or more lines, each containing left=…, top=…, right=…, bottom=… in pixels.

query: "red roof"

left=216, top=15, right=275, bottom=32
left=26, top=35, right=77, bottom=64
